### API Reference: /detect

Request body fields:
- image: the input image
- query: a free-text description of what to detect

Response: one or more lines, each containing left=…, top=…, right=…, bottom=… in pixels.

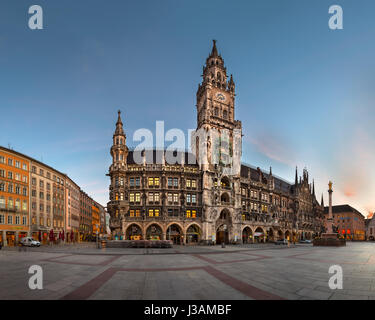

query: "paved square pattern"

left=1, top=242, right=375, bottom=300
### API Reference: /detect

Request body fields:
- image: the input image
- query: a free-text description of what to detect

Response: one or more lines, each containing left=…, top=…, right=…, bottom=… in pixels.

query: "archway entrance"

left=146, top=224, right=163, bottom=240
left=242, top=227, right=253, bottom=244
left=216, top=209, right=231, bottom=244
left=126, top=224, right=143, bottom=240
left=216, top=224, right=229, bottom=244
left=186, top=224, right=201, bottom=244
left=254, top=227, right=265, bottom=243
left=166, top=224, right=182, bottom=244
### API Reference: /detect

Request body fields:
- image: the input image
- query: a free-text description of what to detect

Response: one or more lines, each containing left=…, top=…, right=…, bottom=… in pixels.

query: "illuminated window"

left=154, top=178, right=160, bottom=187
left=155, top=209, right=160, bottom=217
left=129, top=193, right=134, bottom=202
left=148, top=178, right=154, bottom=186
left=130, top=210, right=135, bottom=217
left=154, top=193, right=160, bottom=202
left=149, top=193, right=154, bottom=202
left=148, top=209, right=154, bottom=217
left=135, top=193, right=140, bottom=203
left=173, top=193, right=178, bottom=203
left=136, top=210, right=140, bottom=217
left=192, top=210, right=196, bottom=218
left=191, top=180, right=196, bottom=188
left=186, top=210, right=191, bottom=218
left=186, top=179, right=191, bottom=188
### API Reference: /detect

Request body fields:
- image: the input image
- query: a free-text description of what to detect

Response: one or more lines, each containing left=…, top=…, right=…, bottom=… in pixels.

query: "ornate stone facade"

left=107, top=41, right=325, bottom=244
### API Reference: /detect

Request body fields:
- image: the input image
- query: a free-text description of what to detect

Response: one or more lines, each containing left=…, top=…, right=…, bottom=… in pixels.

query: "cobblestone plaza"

left=1, top=242, right=375, bottom=300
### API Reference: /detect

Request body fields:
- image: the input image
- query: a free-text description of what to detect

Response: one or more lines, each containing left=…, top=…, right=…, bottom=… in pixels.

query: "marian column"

left=326, top=181, right=333, bottom=234
left=314, top=180, right=345, bottom=246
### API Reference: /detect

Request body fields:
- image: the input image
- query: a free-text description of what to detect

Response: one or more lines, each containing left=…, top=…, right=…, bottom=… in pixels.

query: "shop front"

left=6, top=231, right=15, bottom=246
left=146, top=224, right=162, bottom=240
left=186, top=225, right=201, bottom=244
left=18, top=232, right=28, bottom=242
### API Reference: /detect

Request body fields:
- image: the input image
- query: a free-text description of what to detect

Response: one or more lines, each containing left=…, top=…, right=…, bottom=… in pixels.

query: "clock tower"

left=195, top=40, right=242, bottom=171
left=194, top=40, right=243, bottom=244
left=196, top=40, right=240, bottom=133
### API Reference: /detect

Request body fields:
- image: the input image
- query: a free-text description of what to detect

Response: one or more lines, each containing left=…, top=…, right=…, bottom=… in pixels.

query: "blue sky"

left=1, top=0, right=374, bottom=214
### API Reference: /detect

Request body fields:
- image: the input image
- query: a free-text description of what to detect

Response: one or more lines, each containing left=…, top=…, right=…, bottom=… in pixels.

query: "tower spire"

left=211, top=39, right=218, bottom=57
left=115, top=110, right=124, bottom=135
left=321, top=193, right=324, bottom=207
left=295, top=166, right=298, bottom=185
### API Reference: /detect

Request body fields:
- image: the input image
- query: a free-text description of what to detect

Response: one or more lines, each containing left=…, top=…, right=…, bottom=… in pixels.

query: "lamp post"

left=96, top=224, right=99, bottom=249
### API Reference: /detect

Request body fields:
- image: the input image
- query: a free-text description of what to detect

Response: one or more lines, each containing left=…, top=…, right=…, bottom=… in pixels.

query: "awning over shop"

left=254, top=232, right=264, bottom=237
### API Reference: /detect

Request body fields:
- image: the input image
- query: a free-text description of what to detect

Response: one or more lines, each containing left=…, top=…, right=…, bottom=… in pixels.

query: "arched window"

left=217, top=72, right=221, bottom=81
left=223, top=110, right=228, bottom=119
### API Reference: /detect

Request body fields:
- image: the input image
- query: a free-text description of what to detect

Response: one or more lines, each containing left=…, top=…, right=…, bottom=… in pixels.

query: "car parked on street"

left=275, top=239, right=288, bottom=245
left=299, top=239, right=312, bottom=244
left=20, top=237, right=41, bottom=247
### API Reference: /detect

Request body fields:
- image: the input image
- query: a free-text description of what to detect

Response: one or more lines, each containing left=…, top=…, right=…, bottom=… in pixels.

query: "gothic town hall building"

left=107, top=41, right=325, bottom=244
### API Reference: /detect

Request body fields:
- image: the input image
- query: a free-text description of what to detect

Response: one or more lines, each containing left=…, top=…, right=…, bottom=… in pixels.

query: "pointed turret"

left=321, top=193, right=324, bottom=207
left=115, top=110, right=125, bottom=136
left=110, top=110, right=128, bottom=166
left=228, top=74, right=235, bottom=93
left=295, top=166, right=298, bottom=185
left=312, top=179, right=315, bottom=196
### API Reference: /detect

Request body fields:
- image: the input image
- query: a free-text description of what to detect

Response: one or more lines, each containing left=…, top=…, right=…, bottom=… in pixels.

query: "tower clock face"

left=216, top=93, right=226, bottom=101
